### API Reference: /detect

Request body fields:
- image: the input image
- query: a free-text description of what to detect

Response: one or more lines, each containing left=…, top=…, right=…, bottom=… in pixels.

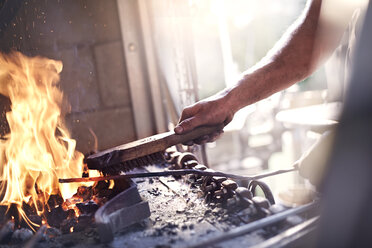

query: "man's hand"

left=174, top=92, right=236, bottom=145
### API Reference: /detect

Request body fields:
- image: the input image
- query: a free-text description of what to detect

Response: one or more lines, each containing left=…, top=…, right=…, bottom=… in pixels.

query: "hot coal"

left=46, top=206, right=69, bottom=228
left=45, top=227, right=62, bottom=238
left=47, top=194, right=64, bottom=207
left=74, top=186, right=93, bottom=202
left=75, top=215, right=95, bottom=232
left=27, top=214, right=42, bottom=227
left=76, top=201, right=99, bottom=216
left=93, top=180, right=110, bottom=193
left=60, top=218, right=77, bottom=234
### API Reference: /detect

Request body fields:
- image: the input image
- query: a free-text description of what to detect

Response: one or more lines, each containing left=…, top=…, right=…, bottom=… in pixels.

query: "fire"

left=0, top=52, right=89, bottom=227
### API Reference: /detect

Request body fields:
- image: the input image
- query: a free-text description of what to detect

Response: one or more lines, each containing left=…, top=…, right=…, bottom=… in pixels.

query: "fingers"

left=224, top=114, right=234, bottom=126
left=178, top=104, right=199, bottom=123
left=183, top=130, right=224, bottom=146
left=208, top=129, right=224, bottom=142
left=174, top=116, right=202, bottom=134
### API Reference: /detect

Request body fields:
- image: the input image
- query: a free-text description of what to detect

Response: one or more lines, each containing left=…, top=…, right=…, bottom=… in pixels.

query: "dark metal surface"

left=251, top=217, right=319, bottom=248
left=94, top=180, right=151, bottom=243
left=188, top=202, right=318, bottom=248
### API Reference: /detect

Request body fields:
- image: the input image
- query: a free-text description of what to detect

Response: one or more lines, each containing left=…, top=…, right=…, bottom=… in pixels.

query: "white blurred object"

left=276, top=102, right=342, bottom=128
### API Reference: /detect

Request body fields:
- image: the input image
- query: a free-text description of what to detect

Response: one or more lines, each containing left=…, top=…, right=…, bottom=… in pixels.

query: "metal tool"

left=94, top=180, right=150, bottom=243
left=59, top=166, right=298, bottom=183
left=85, top=124, right=224, bottom=174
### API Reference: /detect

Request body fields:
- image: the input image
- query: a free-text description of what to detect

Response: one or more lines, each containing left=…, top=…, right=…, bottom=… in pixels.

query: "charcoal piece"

left=84, top=228, right=97, bottom=238
left=0, top=221, right=14, bottom=244
left=73, top=186, right=93, bottom=201
left=5, top=204, right=21, bottom=228
left=93, top=180, right=110, bottom=195
left=76, top=201, right=99, bottom=216
left=0, top=206, right=7, bottom=223
left=11, top=228, right=33, bottom=243
left=67, top=209, right=76, bottom=219
left=62, top=240, right=76, bottom=247
left=237, top=208, right=252, bottom=223
left=27, top=215, right=42, bottom=227
left=147, top=188, right=161, bottom=196
left=96, top=189, right=113, bottom=199
left=21, top=202, right=36, bottom=216
left=92, top=196, right=109, bottom=207
left=47, top=194, right=64, bottom=208
left=74, top=215, right=94, bottom=232
left=60, top=218, right=77, bottom=234
left=45, top=227, right=62, bottom=238
left=46, top=206, right=68, bottom=228
left=229, top=216, right=242, bottom=226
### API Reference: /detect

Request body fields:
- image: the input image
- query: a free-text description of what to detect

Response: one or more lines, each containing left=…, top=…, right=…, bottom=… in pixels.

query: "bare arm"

left=175, top=0, right=352, bottom=140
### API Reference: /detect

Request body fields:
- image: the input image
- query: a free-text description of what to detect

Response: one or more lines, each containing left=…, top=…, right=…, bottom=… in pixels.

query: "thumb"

left=174, top=117, right=201, bottom=134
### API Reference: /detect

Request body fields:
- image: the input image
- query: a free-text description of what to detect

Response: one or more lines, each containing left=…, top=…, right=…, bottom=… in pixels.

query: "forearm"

left=224, top=0, right=339, bottom=113
left=175, top=0, right=363, bottom=136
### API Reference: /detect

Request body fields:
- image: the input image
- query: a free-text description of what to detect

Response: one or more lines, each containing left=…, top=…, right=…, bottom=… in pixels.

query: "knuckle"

left=181, top=118, right=194, bottom=130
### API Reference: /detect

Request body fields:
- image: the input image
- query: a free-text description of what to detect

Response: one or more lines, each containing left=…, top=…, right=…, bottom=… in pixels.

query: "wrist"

left=223, top=77, right=250, bottom=114
left=220, top=87, right=240, bottom=115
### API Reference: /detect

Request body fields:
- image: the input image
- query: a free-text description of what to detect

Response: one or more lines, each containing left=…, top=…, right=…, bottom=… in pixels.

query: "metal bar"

left=188, top=202, right=318, bottom=248
left=251, top=217, right=319, bottom=248
left=59, top=166, right=298, bottom=183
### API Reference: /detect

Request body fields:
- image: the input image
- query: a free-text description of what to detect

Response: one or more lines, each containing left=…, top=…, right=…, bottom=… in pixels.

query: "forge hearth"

left=0, top=151, right=317, bottom=248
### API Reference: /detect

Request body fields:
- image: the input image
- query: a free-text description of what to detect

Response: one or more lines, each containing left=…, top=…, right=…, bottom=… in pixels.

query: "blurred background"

left=0, top=0, right=340, bottom=204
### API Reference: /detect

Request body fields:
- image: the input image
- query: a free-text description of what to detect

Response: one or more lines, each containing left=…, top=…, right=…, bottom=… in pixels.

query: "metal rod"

left=59, top=166, right=298, bottom=183
left=250, top=216, right=319, bottom=248
left=188, top=202, right=318, bottom=248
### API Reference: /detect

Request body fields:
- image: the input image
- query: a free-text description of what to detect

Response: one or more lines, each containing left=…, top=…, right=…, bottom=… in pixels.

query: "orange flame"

left=0, top=52, right=88, bottom=226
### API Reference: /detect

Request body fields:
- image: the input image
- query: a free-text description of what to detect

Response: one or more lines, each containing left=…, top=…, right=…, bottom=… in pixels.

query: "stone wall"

left=0, top=0, right=137, bottom=154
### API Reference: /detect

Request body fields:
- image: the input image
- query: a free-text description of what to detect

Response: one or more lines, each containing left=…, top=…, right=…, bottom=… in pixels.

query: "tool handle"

left=166, top=124, right=224, bottom=146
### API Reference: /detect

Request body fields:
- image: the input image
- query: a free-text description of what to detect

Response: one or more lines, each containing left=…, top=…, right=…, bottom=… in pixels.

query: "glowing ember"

left=0, top=52, right=91, bottom=228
